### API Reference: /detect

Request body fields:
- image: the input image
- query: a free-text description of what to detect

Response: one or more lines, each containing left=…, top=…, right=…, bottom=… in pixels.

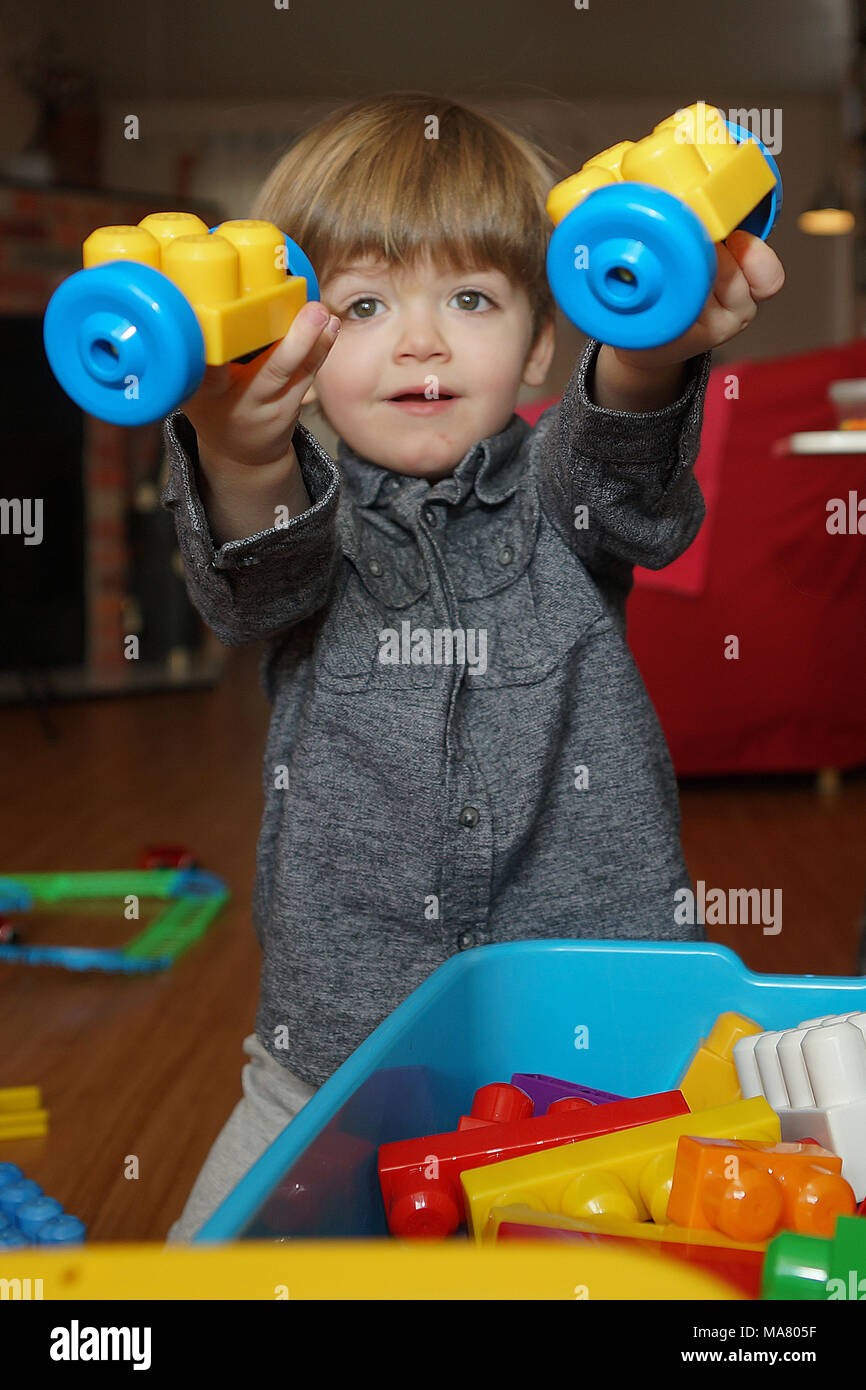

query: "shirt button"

left=423, top=505, right=438, bottom=525
left=387, top=477, right=401, bottom=491
left=456, top=930, right=477, bottom=951
left=498, top=545, right=514, bottom=566
left=458, top=805, right=480, bottom=827
left=367, top=558, right=383, bottom=576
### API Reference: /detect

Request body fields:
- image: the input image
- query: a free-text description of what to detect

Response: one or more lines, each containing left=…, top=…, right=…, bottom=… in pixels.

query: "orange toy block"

left=667, top=1136, right=856, bottom=1242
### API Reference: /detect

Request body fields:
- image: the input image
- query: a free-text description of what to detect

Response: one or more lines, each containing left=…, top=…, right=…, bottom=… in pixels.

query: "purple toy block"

left=510, top=1073, right=626, bottom=1114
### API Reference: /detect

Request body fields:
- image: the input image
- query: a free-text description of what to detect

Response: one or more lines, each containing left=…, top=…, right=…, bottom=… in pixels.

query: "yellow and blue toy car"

left=43, top=213, right=318, bottom=426
left=546, top=100, right=783, bottom=349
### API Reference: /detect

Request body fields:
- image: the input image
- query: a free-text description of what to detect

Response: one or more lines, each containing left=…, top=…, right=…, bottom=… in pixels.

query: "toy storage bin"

left=196, top=940, right=866, bottom=1243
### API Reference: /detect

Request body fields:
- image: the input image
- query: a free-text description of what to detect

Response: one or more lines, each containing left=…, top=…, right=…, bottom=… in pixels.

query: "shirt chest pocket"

left=459, top=569, right=605, bottom=688
left=453, top=486, right=607, bottom=689
left=316, top=512, right=434, bottom=691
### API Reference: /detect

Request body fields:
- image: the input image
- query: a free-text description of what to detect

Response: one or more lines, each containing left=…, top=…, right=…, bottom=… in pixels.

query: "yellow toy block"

left=461, top=1096, right=780, bottom=1241
left=0, top=1086, right=42, bottom=1112
left=0, top=1085, right=48, bottom=1139
left=0, top=1112, right=48, bottom=1140
left=83, top=213, right=307, bottom=366
left=0, top=1239, right=742, bottom=1300
left=546, top=100, right=777, bottom=245
left=678, top=1012, right=763, bottom=1111
left=483, top=1203, right=768, bottom=1254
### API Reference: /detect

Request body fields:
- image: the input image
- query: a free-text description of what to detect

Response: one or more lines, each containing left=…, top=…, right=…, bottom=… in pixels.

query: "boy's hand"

left=181, top=302, right=341, bottom=468
left=610, top=231, right=785, bottom=374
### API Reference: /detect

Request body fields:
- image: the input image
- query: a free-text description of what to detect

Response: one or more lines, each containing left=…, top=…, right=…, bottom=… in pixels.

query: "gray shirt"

left=161, top=336, right=712, bottom=1087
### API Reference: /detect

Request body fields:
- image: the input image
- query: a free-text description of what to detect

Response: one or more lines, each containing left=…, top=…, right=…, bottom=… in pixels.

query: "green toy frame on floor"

left=0, top=869, right=229, bottom=973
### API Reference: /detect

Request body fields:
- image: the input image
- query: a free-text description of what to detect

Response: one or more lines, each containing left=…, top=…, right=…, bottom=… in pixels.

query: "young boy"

left=161, top=93, right=784, bottom=1241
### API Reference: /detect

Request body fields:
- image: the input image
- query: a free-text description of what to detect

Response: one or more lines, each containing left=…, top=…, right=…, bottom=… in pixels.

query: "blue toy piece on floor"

left=0, top=1163, right=86, bottom=1248
left=0, top=866, right=229, bottom=974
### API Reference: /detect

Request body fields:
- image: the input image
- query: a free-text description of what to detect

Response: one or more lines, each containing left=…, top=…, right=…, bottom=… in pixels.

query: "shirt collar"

left=337, top=411, right=531, bottom=509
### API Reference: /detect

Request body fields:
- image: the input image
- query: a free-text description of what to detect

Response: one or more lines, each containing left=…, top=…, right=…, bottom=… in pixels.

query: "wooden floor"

left=1, top=644, right=865, bottom=1241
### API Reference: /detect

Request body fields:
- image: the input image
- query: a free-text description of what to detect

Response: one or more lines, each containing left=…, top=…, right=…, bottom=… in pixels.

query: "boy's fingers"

left=722, top=231, right=786, bottom=301
left=181, top=365, right=235, bottom=429
left=191, top=363, right=234, bottom=397
left=252, top=304, right=339, bottom=400
left=710, top=241, right=756, bottom=319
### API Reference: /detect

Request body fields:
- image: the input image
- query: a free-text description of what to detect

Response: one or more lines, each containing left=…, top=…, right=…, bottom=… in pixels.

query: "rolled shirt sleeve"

left=534, top=337, right=713, bottom=580
left=160, top=411, right=342, bottom=646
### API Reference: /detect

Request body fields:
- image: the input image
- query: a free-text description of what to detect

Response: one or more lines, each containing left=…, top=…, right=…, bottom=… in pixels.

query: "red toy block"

left=379, top=1084, right=689, bottom=1238
left=494, top=1221, right=763, bottom=1297
left=0, top=918, right=22, bottom=946
left=137, top=845, right=197, bottom=870
left=456, top=1081, right=594, bottom=1131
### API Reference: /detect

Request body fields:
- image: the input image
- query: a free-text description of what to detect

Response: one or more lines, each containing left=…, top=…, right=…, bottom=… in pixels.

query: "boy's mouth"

left=385, top=387, right=460, bottom=414
left=386, top=395, right=459, bottom=414
left=387, top=390, right=458, bottom=401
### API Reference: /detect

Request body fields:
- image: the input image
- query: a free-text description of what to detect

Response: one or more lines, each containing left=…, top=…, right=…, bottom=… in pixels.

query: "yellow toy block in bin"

left=482, top=1203, right=768, bottom=1254
left=678, top=1012, right=762, bottom=1111
left=461, top=1096, right=780, bottom=1242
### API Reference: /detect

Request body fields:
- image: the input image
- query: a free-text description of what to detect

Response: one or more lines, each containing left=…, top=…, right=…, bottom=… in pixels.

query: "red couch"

left=518, top=340, right=866, bottom=775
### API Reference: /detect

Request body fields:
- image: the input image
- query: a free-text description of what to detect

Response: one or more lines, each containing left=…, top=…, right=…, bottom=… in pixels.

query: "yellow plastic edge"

left=0, top=1239, right=741, bottom=1300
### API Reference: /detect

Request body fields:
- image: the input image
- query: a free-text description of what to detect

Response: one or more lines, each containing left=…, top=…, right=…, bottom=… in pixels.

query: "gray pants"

left=166, top=1033, right=317, bottom=1243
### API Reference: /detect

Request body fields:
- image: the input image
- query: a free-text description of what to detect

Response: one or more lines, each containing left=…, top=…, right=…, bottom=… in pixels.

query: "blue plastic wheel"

left=547, top=183, right=717, bottom=349
left=43, top=262, right=205, bottom=426
left=724, top=120, right=783, bottom=241
left=282, top=234, right=320, bottom=302
left=547, top=182, right=717, bottom=350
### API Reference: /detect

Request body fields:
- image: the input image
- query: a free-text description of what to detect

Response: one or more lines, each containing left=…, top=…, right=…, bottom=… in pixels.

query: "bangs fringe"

left=250, top=92, right=568, bottom=341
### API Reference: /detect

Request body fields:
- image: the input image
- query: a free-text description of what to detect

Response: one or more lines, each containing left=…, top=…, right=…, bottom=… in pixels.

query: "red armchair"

left=518, top=340, right=866, bottom=775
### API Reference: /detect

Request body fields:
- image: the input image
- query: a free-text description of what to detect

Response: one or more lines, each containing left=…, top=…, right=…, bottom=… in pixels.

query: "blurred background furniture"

left=0, top=183, right=224, bottom=709
left=518, top=337, right=866, bottom=777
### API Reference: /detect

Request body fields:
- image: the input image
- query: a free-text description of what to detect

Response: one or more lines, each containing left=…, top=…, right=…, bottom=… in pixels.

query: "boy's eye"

left=346, top=297, right=382, bottom=320
left=450, top=289, right=494, bottom=312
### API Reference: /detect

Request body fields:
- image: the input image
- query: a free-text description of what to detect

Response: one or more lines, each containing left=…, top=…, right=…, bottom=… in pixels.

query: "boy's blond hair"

left=250, top=91, right=569, bottom=349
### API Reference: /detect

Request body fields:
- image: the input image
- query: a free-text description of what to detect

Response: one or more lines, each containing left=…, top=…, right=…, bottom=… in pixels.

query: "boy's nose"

left=393, top=317, right=450, bottom=356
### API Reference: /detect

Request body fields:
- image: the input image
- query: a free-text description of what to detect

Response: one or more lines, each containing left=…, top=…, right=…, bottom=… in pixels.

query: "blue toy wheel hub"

left=587, top=236, right=664, bottom=315
left=77, top=310, right=145, bottom=385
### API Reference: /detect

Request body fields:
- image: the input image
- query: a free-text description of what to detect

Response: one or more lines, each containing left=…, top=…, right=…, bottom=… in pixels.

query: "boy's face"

left=306, top=253, right=555, bottom=481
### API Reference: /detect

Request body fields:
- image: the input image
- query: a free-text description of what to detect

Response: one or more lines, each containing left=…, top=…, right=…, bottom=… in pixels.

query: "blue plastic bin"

left=195, top=940, right=866, bottom=1242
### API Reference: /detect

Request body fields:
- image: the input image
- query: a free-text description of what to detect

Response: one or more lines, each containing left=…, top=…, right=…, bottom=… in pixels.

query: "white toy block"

left=733, top=1012, right=866, bottom=1201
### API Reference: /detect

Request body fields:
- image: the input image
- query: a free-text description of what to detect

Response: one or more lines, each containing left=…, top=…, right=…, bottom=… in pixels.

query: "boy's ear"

left=522, top=315, right=556, bottom=389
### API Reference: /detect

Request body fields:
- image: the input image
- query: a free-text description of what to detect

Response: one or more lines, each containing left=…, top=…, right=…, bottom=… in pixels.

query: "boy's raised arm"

left=533, top=336, right=713, bottom=584
left=534, top=231, right=783, bottom=587
left=160, top=410, right=341, bottom=647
